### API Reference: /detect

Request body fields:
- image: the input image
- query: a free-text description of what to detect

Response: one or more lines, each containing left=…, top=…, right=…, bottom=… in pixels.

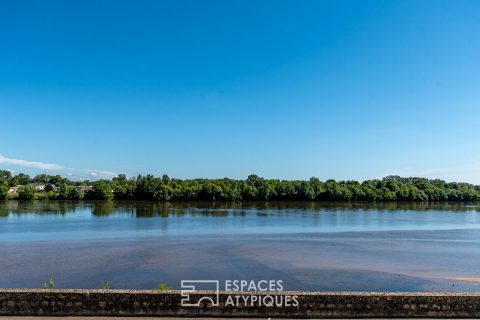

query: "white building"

left=8, top=186, right=20, bottom=193
left=28, top=183, right=56, bottom=192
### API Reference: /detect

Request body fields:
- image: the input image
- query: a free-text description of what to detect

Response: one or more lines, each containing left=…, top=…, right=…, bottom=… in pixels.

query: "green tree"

left=299, top=181, right=316, bottom=200
left=0, top=170, right=12, bottom=184
left=112, top=174, right=134, bottom=199
left=58, top=184, right=84, bottom=200
left=0, top=182, right=8, bottom=199
left=134, top=175, right=159, bottom=200
left=33, top=174, right=51, bottom=183
left=153, top=184, right=173, bottom=200
left=17, top=185, right=35, bottom=200
left=12, top=173, right=31, bottom=186
left=88, top=180, right=114, bottom=200
left=241, top=183, right=257, bottom=200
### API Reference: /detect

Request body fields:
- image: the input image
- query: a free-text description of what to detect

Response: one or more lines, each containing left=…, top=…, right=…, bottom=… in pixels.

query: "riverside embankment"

left=2, top=289, right=480, bottom=318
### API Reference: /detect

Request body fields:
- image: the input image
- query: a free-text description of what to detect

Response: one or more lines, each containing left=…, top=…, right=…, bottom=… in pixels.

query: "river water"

left=1, top=200, right=480, bottom=291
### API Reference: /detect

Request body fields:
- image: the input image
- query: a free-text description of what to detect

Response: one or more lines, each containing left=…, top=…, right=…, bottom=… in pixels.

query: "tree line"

left=1, top=170, right=479, bottom=201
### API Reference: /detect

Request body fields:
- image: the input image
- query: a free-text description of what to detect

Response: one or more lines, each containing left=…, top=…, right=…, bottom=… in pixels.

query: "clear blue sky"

left=1, top=0, right=479, bottom=182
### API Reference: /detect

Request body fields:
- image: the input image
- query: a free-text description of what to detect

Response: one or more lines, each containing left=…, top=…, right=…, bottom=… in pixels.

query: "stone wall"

left=1, top=289, right=480, bottom=318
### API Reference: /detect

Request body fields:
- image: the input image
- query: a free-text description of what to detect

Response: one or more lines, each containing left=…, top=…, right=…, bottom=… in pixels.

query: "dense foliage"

left=1, top=170, right=479, bottom=201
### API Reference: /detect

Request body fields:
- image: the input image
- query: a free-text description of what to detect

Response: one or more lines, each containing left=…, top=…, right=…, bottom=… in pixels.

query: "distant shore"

left=2, top=171, right=479, bottom=202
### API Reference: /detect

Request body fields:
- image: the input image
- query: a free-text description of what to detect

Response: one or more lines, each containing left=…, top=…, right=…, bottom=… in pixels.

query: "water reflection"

left=0, top=200, right=479, bottom=218
left=2, top=200, right=480, bottom=291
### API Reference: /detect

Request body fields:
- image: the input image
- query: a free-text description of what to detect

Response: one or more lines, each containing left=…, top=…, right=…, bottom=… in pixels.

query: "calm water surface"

left=1, top=200, right=480, bottom=292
